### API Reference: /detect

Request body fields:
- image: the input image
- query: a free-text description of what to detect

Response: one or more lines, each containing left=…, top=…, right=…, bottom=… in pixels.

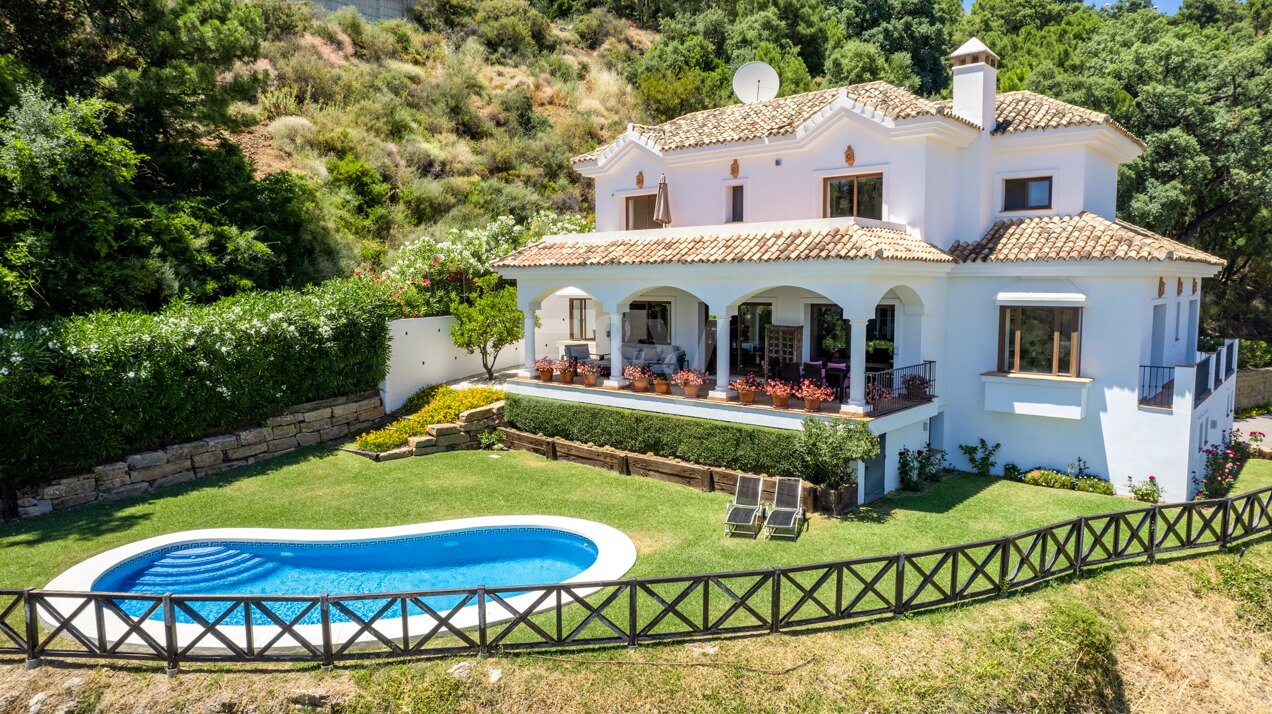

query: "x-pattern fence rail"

left=2, top=486, right=1269, bottom=671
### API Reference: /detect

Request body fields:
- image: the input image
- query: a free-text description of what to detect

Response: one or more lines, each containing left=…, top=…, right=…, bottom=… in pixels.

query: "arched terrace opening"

left=515, top=283, right=609, bottom=378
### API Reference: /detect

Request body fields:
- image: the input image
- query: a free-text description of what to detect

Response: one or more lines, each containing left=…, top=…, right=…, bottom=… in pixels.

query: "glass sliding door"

left=731, top=303, right=772, bottom=373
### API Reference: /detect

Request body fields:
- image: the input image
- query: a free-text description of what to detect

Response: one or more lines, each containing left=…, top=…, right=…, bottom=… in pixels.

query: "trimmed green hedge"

left=0, top=279, right=395, bottom=480
left=504, top=394, right=805, bottom=478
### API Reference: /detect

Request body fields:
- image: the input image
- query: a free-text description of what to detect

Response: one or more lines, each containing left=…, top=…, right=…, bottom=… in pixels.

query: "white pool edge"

left=42, top=515, right=638, bottom=655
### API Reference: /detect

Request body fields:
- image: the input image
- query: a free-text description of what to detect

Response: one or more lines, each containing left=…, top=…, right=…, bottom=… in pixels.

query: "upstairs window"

left=625, top=195, right=658, bottom=230
left=823, top=174, right=883, bottom=220
left=1003, top=177, right=1052, bottom=211
left=727, top=185, right=744, bottom=222
left=998, top=306, right=1081, bottom=377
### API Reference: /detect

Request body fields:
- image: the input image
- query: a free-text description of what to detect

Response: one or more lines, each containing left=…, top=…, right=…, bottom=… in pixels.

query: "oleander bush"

left=0, top=279, right=395, bottom=480
left=355, top=385, right=504, bottom=451
left=504, top=394, right=805, bottom=478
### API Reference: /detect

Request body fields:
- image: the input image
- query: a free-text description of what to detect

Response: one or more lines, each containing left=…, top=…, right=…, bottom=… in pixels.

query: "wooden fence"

left=1, top=485, right=1268, bottom=672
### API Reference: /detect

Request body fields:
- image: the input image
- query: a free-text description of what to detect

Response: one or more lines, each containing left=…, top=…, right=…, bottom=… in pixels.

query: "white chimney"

left=950, top=38, right=998, bottom=130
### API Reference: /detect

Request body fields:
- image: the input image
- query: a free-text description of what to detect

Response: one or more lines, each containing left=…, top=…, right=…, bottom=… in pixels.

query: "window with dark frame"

left=998, top=306, right=1082, bottom=377
left=1003, top=177, right=1052, bottom=211
left=568, top=298, right=594, bottom=341
left=728, top=185, right=744, bottom=222
left=625, top=194, right=658, bottom=230
left=623, top=301, right=671, bottom=345
left=823, top=174, right=883, bottom=220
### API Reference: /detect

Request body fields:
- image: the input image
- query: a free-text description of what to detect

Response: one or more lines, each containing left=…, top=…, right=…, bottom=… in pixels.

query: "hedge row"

left=504, top=394, right=804, bottom=478
left=0, top=279, right=395, bottom=480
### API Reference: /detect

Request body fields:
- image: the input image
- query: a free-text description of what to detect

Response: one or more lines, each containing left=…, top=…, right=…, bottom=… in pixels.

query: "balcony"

left=1138, top=338, right=1238, bottom=411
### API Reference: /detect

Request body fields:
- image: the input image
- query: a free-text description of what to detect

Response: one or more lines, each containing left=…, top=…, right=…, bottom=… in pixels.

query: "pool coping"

left=42, top=515, right=638, bottom=655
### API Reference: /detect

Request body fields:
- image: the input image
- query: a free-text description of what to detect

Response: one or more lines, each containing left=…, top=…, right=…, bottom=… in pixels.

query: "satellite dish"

left=732, top=61, right=780, bottom=104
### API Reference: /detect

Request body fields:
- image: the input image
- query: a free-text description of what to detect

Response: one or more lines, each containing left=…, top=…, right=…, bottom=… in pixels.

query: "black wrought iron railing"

left=1195, top=354, right=1213, bottom=406
left=1225, top=338, right=1237, bottom=379
left=7, top=485, right=1265, bottom=672
left=1138, top=365, right=1175, bottom=409
left=865, top=361, right=936, bottom=418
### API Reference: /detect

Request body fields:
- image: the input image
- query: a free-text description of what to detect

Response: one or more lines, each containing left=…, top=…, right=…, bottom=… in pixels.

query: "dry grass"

left=2, top=541, right=1269, bottom=713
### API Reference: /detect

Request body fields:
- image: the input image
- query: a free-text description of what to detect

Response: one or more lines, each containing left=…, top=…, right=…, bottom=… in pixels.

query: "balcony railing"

left=866, top=361, right=936, bottom=417
left=1195, top=354, right=1213, bottom=405
left=1226, top=338, right=1237, bottom=378
left=1138, top=365, right=1175, bottom=409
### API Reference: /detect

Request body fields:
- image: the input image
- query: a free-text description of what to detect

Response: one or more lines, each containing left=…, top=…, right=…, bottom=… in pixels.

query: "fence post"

left=162, top=594, right=178, bottom=676
left=770, top=567, right=781, bottom=633
left=476, top=586, right=487, bottom=658
left=1221, top=498, right=1231, bottom=549
left=893, top=553, right=906, bottom=615
left=998, top=537, right=1010, bottom=594
left=1148, top=506, right=1159, bottom=563
left=22, top=589, right=40, bottom=670
left=627, top=578, right=638, bottom=648
left=1073, top=518, right=1085, bottom=579
left=319, top=595, right=334, bottom=670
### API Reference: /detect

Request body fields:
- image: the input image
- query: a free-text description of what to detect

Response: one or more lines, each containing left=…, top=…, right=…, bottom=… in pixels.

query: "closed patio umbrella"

left=653, top=173, right=672, bottom=227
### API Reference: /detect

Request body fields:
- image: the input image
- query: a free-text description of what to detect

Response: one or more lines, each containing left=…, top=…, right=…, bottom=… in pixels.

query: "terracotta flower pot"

left=683, top=383, right=702, bottom=398
left=653, top=380, right=670, bottom=394
left=772, top=394, right=790, bottom=409
left=583, top=373, right=598, bottom=387
left=737, top=389, right=755, bottom=404
left=632, top=378, right=649, bottom=392
left=560, top=371, right=576, bottom=385
left=905, top=386, right=925, bottom=400
left=804, top=398, right=823, bottom=412
left=538, top=369, right=553, bottom=382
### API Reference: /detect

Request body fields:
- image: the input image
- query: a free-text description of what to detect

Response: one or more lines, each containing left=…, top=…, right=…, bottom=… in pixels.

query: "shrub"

left=798, top=417, right=879, bottom=488
left=475, top=0, right=554, bottom=61
left=1125, top=475, right=1163, bottom=503
left=354, top=385, right=504, bottom=451
left=400, top=383, right=446, bottom=415
left=0, top=279, right=395, bottom=479
left=898, top=446, right=945, bottom=491
left=958, top=439, right=1001, bottom=477
left=1015, top=468, right=1116, bottom=496
left=504, top=394, right=805, bottom=478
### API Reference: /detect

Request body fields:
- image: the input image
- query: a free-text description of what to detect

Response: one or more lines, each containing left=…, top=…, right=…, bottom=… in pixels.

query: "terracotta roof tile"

left=571, top=85, right=1145, bottom=164
left=571, top=81, right=972, bottom=164
left=492, top=222, right=955, bottom=268
left=949, top=213, right=1225, bottom=267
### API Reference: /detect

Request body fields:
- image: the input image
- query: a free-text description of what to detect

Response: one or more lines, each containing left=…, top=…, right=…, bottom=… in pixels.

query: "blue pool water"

left=93, top=527, right=599, bottom=625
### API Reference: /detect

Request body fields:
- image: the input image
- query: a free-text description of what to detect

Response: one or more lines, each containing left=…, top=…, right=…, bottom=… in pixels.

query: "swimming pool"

left=45, top=515, right=637, bottom=652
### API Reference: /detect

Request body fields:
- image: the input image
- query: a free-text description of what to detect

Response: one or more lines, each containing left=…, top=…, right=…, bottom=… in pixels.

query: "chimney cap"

left=950, top=37, right=999, bottom=60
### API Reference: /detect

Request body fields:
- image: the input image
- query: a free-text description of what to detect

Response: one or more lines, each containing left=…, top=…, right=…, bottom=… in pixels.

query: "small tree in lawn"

left=450, top=275, right=536, bottom=380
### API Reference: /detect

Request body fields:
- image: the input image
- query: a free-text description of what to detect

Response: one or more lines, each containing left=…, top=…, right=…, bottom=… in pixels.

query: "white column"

left=709, top=305, right=732, bottom=400
left=842, top=317, right=869, bottom=415
left=519, top=302, right=540, bottom=377
left=602, top=306, right=629, bottom=388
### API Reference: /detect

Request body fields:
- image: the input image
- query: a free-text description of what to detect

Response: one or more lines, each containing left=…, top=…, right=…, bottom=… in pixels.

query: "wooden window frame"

left=997, top=306, right=1082, bottom=377
left=624, top=194, right=658, bottom=230
left=1003, top=176, right=1053, bottom=211
left=822, top=173, right=884, bottom=219
left=568, top=298, right=592, bottom=341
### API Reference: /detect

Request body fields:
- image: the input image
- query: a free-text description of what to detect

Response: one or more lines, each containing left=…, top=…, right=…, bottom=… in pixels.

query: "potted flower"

left=866, top=382, right=894, bottom=407
left=729, top=373, right=762, bottom=404
left=534, top=358, right=554, bottom=382
left=901, top=373, right=931, bottom=399
left=673, top=369, right=708, bottom=398
left=765, top=378, right=794, bottom=408
left=797, top=379, right=834, bottom=412
left=623, top=364, right=653, bottom=391
left=556, top=358, right=577, bottom=385
left=578, top=360, right=604, bottom=387
left=652, top=372, right=671, bottom=394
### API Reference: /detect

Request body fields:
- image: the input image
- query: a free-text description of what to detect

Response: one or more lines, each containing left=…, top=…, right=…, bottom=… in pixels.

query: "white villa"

left=492, top=39, right=1237, bottom=504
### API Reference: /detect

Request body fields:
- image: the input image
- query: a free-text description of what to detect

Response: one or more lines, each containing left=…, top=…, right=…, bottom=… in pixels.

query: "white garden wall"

left=381, top=317, right=524, bottom=412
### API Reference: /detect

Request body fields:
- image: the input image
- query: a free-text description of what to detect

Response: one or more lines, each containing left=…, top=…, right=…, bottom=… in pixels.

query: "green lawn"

left=0, top=446, right=1191, bottom=589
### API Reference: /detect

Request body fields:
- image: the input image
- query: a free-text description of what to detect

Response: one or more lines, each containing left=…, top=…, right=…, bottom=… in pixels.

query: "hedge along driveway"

left=0, top=279, right=395, bottom=479
left=0, top=447, right=1151, bottom=590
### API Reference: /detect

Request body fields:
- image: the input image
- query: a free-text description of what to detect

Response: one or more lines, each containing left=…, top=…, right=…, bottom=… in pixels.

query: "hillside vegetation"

left=1, top=0, right=1270, bottom=338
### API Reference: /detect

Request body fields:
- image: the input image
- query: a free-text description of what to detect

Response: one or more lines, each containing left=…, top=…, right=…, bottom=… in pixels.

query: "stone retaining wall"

left=14, top=392, right=386, bottom=519
left=345, top=401, right=505, bottom=462
left=1236, top=368, right=1272, bottom=411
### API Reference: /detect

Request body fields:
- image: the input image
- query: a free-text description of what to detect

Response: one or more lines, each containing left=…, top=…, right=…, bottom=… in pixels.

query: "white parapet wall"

left=381, top=317, right=524, bottom=412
